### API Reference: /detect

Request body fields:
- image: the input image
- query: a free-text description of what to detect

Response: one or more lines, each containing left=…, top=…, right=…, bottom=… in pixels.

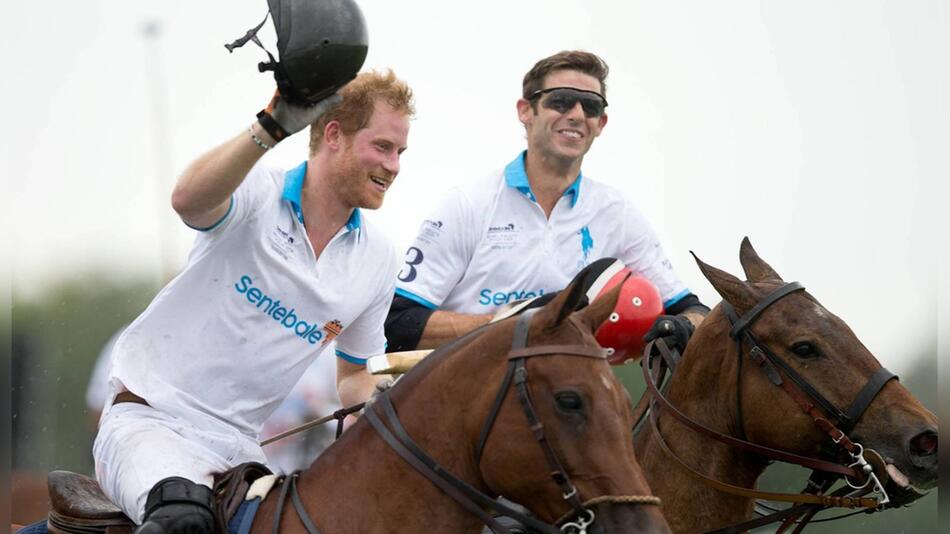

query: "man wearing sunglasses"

left=386, top=50, right=708, bottom=356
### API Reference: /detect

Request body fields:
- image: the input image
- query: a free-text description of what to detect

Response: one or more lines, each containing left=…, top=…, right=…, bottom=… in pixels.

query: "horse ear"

left=537, top=271, right=592, bottom=327
left=691, top=251, right=758, bottom=312
left=739, top=236, right=782, bottom=283
left=573, top=275, right=624, bottom=333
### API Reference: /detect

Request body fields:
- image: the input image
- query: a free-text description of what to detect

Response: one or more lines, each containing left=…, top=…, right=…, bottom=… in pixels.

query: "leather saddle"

left=45, top=471, right=133, bottom=534
left=44, top=463, right=272, bottom=534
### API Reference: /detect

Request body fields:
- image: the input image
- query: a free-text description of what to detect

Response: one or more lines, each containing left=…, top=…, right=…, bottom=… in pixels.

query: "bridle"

left=365, top=308, right=660, bottom=534
left=641, top=281, right=898, bottom=534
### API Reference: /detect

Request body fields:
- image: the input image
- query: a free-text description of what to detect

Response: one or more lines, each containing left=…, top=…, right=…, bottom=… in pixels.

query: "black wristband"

left=255, top=110, right=290, bottom=143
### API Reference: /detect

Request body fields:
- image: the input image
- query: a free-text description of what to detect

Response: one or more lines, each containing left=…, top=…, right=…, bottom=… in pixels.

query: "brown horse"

left=43, top=274, right=669, bottom=533
left=633, top=239, right=938, bottom=533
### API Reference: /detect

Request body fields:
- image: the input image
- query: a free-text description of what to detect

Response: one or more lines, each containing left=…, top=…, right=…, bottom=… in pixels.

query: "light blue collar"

left=282, top=161, right=362, bottom=233
left=503, top=151, right=582, bottom=208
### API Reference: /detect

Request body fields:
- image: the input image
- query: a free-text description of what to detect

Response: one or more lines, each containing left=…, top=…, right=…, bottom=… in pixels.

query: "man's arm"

left=417, top=310, right=492, bottom=350
left=680, top=309, right=707, bottom=329
left=171, top=124, right=274, bottom=229
left=666, top=293, right=709, bottom=328
left=172, top=92, right=341, bottom=229
left=336, top=358, right=387, bottom=409
left=385, top=295, right=491, bottom=351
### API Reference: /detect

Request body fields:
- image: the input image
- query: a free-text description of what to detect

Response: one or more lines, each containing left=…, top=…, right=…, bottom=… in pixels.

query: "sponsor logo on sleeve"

left=321, top=319, right=343, bottom=346
left=418, top=219, right=444, bottom=245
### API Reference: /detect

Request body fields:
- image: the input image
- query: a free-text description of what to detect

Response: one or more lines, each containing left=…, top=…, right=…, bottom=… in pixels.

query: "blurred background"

left=5, top=0, right=943, bottom=530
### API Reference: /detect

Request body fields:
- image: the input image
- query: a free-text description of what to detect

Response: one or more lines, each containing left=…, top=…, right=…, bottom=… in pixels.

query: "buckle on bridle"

left=749, top=346, right=766, bottom=363
left=562, top=486, right=578, bottom=500
left=832, top=429, right=846, bottom=444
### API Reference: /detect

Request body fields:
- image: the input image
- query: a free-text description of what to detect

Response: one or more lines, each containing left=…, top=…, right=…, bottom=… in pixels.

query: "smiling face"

left=330, top=99, right=410, bottom=210
left=518, top=69, right=608, bottom=167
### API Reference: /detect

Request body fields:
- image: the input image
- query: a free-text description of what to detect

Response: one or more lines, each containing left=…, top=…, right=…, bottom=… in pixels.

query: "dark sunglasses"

left=527, top=87, right=608, bottom=118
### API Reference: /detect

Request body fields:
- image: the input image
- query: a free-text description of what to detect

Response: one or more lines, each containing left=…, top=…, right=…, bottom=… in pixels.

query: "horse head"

left=470, top=272, right=670, bottom=533
left=689, top=237, right=937, bottom=500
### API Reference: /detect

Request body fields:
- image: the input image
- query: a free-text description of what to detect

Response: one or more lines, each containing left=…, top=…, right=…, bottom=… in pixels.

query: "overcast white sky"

left=5, top=0, right=946, bottom=374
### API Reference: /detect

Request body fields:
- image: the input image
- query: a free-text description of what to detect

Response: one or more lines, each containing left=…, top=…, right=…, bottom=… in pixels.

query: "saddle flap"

left=48, top=470, right=129, bottom=522
left=212, top=461, right=273, bottom=534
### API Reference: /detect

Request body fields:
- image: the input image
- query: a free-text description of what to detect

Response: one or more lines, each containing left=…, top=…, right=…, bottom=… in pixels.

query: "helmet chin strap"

left=223, top=10, right=278, bottom=71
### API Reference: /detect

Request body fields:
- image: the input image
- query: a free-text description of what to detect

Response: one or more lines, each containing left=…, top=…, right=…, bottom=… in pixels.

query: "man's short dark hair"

left=522, top=50, right=609, bottom=100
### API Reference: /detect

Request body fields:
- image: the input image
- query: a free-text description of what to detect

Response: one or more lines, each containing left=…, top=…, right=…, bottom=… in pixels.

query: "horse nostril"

left=909, top=430, right=937, bottom=457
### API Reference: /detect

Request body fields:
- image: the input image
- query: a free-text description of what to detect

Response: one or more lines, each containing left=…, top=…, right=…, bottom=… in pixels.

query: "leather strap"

left=841, top=367, right=898, bottom=434
left=475, top=363, right=516, bottom=464
left=508, top=345, right=608, bottom=359
left=641, top=349, right=860, bottom=477
left=645, top=401, right=877, bottom=509
left=513, top=359, right=585, bottom=514
left=365, top=391, right=558, bottom=534
left=728, top=282, right=804, bottom=339
left=288, top=474, right=320, bottom=534
left=271, top=475, right=292, bottom=534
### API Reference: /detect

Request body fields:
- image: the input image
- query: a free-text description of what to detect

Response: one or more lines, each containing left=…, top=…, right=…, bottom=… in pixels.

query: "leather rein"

left=365, top=308, right=660, bottom=534
left=640, top=282, right=898, bottom=534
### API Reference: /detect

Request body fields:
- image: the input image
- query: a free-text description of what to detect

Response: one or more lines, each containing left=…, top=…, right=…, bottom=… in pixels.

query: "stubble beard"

left=332, top=148, right=383, bottom=210
left=534, top=129, right=585, bottom=172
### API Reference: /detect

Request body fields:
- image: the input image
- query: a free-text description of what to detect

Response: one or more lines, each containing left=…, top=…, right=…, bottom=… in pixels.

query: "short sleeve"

left=393, top=189, right=479, bottom=309
left=619, top=200, right=690, bottom=307
left=190, top=163, right=281, bottom=234
left=335, top=245, right=399, bottom=365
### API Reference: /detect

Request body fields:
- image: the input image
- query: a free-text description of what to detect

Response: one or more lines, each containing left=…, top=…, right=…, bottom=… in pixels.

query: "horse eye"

left=555, top=392, right=583, bottom=411
left=790, top=341, right=820, bottom=359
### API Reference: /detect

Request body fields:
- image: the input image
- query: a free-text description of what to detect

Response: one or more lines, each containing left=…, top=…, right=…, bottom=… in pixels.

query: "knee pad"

left=135, top=477, right=214, bottom=534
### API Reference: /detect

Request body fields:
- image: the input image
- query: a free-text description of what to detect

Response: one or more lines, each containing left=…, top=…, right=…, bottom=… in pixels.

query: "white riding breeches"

left=93, top=402, right=267, bottom=524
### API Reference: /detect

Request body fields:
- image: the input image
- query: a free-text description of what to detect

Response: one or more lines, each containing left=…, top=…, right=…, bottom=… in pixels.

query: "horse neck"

left=635, top=309, right=770, bottom=531
left=256, top=332, right=511, bottom=533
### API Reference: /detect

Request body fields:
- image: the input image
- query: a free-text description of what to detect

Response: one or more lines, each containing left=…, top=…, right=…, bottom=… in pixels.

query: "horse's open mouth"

left=882, top=463, right=929, bottom=508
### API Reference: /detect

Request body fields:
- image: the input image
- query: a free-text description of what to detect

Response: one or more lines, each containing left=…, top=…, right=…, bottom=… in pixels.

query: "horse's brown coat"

left=253, top=276, right=670, bottom=533
left=634, top=239, right=938, bottom=533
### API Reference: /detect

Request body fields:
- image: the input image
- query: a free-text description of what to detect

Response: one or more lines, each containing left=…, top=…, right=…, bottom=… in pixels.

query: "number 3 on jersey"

left=398, top=247, right=424, bottom=282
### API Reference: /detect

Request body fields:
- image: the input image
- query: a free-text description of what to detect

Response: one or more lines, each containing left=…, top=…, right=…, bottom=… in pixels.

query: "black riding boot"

left=134, top=477, right=215, bottom=534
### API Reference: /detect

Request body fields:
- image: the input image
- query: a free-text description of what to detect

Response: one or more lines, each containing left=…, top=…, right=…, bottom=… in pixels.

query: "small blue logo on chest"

left=579, top=226, right=594, bottom=261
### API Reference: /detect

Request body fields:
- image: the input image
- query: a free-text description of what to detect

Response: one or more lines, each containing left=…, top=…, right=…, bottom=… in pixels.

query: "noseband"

left=642, top=281, right=898, bottom=533
left=365, top=308, right=660, bottom=534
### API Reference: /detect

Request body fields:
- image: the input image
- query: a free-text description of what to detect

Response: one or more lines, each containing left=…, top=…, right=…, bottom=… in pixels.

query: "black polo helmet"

left=226, top=0, right=369, bottom=106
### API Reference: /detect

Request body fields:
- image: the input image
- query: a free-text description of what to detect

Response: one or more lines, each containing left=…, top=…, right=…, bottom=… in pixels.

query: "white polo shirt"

left=395, top=151, right=689, bottom=314
left=108, top=161, right=396, bottom=438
